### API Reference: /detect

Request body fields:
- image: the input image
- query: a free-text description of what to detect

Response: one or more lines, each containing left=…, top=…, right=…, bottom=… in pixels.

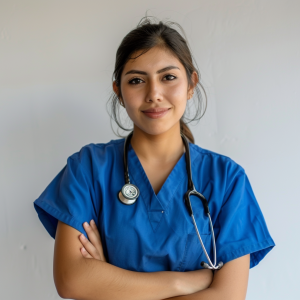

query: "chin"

left=134, top=124, right=177, bottom=137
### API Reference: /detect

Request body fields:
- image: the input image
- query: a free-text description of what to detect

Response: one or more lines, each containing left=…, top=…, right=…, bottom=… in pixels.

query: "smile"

left=142, top=108, right=171, bottom=119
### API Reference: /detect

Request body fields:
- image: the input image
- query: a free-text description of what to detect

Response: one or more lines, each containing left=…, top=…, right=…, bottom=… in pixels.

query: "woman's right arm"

left=54, top=220, right=212, bottom=300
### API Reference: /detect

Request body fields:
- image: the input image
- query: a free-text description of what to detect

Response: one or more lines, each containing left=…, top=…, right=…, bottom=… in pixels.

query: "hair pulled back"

left=106, top=16, right=207, bottom=144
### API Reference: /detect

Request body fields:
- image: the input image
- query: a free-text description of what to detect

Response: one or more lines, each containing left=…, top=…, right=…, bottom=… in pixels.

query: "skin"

left=113, top=46, right=198, bottom=195
left=54, top=220, right=213, bottom=300
left=114, top=46, right=197, bottom=173
left=79, top=221, right=249, bottom=300
left=54, top=46, right=250, bottom=300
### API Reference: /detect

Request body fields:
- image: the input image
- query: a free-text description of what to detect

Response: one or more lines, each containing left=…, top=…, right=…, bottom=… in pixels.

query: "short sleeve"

left=33, top=151, right=97, bottom=239
left=215, top=167, right=275, bottom=268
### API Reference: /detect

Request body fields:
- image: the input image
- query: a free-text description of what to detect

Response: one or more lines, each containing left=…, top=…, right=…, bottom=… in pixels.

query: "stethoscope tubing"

left=119, top=130, right=223, bottom=270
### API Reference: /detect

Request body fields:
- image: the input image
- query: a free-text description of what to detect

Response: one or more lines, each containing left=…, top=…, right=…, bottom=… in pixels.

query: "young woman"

left=33, top=17, right=275, bottom=300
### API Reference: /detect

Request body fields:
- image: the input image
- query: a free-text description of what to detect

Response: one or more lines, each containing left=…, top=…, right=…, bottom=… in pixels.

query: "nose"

left=145, top=78, right=163, bottom=103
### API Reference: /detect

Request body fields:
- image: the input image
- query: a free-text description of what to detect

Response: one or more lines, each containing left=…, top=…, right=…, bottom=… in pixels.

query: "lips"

left=142, top=107, right=171, bottom=119
left=142, top=107, right=170, bottom=113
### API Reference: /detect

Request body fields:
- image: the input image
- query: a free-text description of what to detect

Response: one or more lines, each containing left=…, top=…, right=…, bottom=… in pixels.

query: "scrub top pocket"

left=179, top=231, right=212, bottom=272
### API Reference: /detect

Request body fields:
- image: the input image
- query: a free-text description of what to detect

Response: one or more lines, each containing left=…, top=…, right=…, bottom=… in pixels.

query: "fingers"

left=90, top=219, right=101, bottom=240
left=79, top=231, right=101, bottom=260
left=85, top=220, right=107, bottom=262
left=83, top=221, right=103, bottom=253
left=80, top=247, right=93, bottom=258
left=89, top=220, right=107, bottom=262
left=79, top=220, right=107, bottom=262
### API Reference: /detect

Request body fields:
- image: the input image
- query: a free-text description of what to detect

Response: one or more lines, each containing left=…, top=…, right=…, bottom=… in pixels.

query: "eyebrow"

left=124, top=65, right=180, bottom=76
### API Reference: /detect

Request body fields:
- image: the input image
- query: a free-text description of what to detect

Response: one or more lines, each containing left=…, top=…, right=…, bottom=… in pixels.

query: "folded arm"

left=54, top=220, right=213, bottom=300
left=163, top=254, right=250, bottom=300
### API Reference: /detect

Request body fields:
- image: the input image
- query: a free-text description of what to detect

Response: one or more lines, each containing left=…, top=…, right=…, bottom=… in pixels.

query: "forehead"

left=122, top=46, right=184, bottom=73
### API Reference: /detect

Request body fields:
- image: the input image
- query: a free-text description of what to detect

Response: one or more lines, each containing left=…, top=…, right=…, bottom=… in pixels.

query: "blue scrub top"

left=33, top=138, right=275, bottom=271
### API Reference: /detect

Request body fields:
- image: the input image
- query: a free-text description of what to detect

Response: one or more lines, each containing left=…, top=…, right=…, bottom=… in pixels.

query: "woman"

left=33, top=17, right=275, bottom=300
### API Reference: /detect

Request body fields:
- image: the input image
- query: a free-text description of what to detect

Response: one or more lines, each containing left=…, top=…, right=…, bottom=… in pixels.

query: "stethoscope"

left=118, top=130, right=223, bottom=270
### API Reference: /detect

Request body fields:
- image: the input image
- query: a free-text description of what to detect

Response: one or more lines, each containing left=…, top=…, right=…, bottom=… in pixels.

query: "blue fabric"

left=33, top=138, right=275, bottom=271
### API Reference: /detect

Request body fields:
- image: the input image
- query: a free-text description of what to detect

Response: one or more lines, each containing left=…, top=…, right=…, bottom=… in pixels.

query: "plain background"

left=1, top=0, right=298, bottom=299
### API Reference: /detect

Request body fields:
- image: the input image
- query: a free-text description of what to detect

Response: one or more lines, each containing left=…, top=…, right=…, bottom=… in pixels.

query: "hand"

left=79, top=219, right=107, bottom=262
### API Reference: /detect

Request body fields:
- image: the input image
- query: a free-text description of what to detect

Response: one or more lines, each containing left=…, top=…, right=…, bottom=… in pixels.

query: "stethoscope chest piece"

left=118, top=183, right=140, bottom=205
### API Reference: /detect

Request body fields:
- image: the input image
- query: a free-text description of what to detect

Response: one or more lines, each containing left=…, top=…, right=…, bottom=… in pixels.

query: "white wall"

left=1, top=0, right=298, bottom=299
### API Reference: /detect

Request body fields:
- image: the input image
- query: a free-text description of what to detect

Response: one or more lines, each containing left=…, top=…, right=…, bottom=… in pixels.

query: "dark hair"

left=106, top=16, right=207, bottom=144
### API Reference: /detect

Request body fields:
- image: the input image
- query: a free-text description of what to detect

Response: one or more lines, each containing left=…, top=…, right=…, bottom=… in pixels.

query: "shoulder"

left=190, top=143, right=245, bottom=171
left=66, top=137, right=125, bottom=175
left=189, top=143, right=246, bottom=188
left=69, top=138, right=124, bottom=160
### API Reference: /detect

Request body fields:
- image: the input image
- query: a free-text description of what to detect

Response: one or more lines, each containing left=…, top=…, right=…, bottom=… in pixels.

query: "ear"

left=187, top=71, right=199, bottom=100
left=113, top=80, right=120, bottom=96
left=113, top=80, right=123, bottom=105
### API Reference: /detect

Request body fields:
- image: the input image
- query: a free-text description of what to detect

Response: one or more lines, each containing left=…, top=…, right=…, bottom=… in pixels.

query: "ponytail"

left=180, top=119, right=194, bottom=144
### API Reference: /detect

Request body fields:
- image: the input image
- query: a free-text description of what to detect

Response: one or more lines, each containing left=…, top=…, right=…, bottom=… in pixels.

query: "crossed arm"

left=54, top=220, right=250, bottom=300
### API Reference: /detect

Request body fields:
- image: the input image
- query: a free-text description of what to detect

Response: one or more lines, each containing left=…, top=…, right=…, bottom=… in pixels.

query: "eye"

left=128, top=77, right=144, bottom=85
left=163, top=74, right=177, bottom=81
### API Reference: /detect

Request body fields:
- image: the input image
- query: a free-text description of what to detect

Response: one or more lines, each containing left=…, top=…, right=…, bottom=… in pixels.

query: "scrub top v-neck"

left=33, top=138, right=275, bottom=272
left=127, top=141, right=189, bottom=232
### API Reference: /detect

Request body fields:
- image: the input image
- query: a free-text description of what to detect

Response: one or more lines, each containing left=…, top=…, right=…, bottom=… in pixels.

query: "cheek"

left=166, top=78, right=188, bottom=105
left=121, top=86, right=141, bottom=110
left=167, top=81, right=187, bottom=98
left=121, top=82, right=144, bottom=102
left=166, top=82, right=188, bottom=112
left=121, top=92, right=141, bottom=121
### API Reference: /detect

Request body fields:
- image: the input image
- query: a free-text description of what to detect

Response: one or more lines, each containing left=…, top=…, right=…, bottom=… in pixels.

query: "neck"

left=130, top=122, right=186, bottom=164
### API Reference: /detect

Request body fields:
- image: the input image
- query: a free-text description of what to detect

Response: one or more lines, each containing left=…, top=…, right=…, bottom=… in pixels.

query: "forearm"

left=63, top=257, right=181, bottom=300
left=162, top=287, right=220, bottom=300
left=162, top=255, right=250, bottom=300
left=54, top=221, right=213, bottom=300
left=163, top=285, right=245, bottom=300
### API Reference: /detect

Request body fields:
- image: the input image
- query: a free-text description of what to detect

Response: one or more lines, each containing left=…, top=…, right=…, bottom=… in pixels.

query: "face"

left=113, top=46, right=197, bottom=136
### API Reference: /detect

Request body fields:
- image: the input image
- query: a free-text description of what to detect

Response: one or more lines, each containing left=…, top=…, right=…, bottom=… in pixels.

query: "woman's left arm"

left=79, top=220, right=249, bottom=300
left=165, top=254, right=250, bottom=300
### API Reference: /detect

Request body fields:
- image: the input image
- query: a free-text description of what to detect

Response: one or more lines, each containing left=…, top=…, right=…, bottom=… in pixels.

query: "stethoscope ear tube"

left=184, top=189, right=210, bottom=216
left=191, top=212, right=224, bottom=270
left=181, top=133, right=223, bottom=270
left=119, top=130, right=223, bottom=270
